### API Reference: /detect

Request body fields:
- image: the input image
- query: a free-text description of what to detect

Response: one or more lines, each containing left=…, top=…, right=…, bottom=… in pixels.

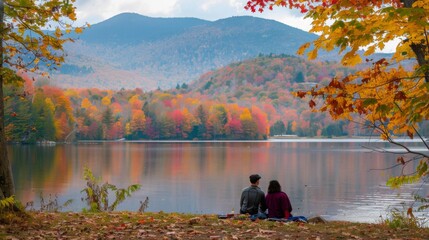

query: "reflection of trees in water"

left=10, top=145, right=69, bottom=202
left=9, top=142, right=427, bottom=221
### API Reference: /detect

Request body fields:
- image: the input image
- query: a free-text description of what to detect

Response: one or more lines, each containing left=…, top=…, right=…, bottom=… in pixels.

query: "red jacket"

left=265, top=191, right=292, bottom=218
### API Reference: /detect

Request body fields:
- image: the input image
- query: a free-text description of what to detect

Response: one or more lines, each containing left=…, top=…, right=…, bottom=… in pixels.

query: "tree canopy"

left=0, top=0, right=83, bottom=199
left=246, top=0, right=429, bottom=187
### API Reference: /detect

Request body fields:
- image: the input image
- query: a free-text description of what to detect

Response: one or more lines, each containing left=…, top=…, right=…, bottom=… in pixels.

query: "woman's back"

left=266, top=191, right=292, bottom=218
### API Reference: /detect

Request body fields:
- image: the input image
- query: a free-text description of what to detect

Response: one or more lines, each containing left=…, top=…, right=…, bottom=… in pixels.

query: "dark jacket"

left=265, top=191, right=293, bottom=218
left=240, top=185, right=267, bottom=215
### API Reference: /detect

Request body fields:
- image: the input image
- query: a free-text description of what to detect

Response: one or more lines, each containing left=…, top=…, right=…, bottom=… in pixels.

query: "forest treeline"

left=6, top=55, right=428, bottom=143
left=5, top=78, right=270, bottom=142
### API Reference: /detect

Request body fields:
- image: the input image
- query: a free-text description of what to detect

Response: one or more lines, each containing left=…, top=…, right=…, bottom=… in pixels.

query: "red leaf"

left=397, top=156, right=405, bottom=165
left=394, top=91, right=406, bottom=101
left=296, top=91, right=307, bottom=98
left=407, top=207, right=414, bottom=218
left=407, top=130, right=414, bottom=139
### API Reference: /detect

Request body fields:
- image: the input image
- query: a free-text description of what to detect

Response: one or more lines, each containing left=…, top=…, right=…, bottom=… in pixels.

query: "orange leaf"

left=75, top=27, right=83, bottom=34
left=407, top=207, right=414, bottom=218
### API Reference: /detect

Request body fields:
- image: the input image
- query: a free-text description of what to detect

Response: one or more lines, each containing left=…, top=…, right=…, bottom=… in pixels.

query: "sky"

left=73, top=0, right=396, bottom=53
left=74, top=0, right=313, bottom=31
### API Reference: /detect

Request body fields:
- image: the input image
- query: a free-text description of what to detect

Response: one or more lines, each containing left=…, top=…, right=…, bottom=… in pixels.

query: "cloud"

left=74, top=0, right=178, bottom=24
left=168, top=0, right=245, bottom=20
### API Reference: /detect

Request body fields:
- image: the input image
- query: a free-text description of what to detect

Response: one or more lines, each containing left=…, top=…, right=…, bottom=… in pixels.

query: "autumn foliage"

left=0, top=0, right=90, bottom=198
left=5, top=55, right=377, bottom=142
left=5, top=80, right=270, bottom=141
left=246, top=0, right=429, bottom=188
left=9, top=54, right=422, bottom=142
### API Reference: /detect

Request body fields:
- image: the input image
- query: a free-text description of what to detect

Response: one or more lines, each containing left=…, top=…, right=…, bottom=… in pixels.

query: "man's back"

left=240, top=186, right=267, bottom=215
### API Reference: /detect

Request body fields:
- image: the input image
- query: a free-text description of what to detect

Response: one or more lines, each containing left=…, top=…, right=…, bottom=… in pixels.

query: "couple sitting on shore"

left=240, top=174, right=305, bottom=222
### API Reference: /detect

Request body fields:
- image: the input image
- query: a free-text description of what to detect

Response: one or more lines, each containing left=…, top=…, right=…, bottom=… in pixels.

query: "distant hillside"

left=187, top=54, right=352, bottom=103
left=176, top=55, right=356, bottom=137
left=47, top=13, right=323, bottom=90
left=7, top=56, right=365, bottom=143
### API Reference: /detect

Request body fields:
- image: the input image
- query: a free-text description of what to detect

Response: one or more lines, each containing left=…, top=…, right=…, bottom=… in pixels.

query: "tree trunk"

left=402, top=0, right=429, bottom=83
left=0, top=0, right=15, bottom=198
left=410, top=43, right=429, bottom=83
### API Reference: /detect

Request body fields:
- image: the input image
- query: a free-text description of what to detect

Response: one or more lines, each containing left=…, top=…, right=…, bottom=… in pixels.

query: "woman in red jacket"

left=265, top=180, right=293, bottom=219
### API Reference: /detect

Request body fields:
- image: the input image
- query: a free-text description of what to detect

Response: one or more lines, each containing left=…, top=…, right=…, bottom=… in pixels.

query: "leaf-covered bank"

left=1, top=212, right=429, bottom=239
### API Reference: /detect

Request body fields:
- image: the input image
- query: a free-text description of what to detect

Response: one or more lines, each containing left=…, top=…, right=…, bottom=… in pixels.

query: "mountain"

left=48, top=13, right=324, bottom=90
left=75, top=13, right=210, bottom=45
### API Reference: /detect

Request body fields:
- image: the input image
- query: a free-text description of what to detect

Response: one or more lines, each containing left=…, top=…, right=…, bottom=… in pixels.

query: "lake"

left=9, top=140, right=429, bottom=223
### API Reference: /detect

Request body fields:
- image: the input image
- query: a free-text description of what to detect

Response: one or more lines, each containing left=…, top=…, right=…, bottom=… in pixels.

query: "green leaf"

left=0, top=196, right=15, bottom=210
left=331, top=20, right=345, bottom=31
left=387, top=175, right=420, bottom=188
left=363, top=98, right=377, bottom=107
left=376, top=104, right=389, bottom=114
left=417, top=161, right=428, bottom=176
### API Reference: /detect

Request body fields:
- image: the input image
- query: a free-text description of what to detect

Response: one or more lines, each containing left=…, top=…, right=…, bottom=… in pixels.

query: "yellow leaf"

left=308, top=49, right=318, bottom=60
left=55, top=27, right=62, bottom=38
left=412, top=0, right=425, bottom=8
left=377, top=42, right=385, bottom=51
left=68, top=12, right=77, bottom=20
left=75, top=27, right=83, bottom=34
left=275, top=0, right=284, bottom=5
left=342, top=52, right=362, bottom=66
left=364, top=46, right=375, bottom=56
left=297, top=42, right=310, bottom=55
left=18, top=25, right=25, bottom=35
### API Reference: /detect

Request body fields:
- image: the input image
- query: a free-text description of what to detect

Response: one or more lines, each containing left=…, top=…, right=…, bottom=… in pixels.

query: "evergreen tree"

left=11, top=99, right=34, bottom=143
left=195, top=105, right=208, bottom=139
left=270, top=120, right=286, bottom=136
left=101, top=108, right=113, bottom=139
left=294, top=71, right=305, bottom=83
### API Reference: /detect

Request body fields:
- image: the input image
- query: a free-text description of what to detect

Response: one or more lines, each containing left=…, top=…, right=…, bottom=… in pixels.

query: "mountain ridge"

left=76, top=13, right=211, bottom=45
left=50, top=13, right=324, bottom=90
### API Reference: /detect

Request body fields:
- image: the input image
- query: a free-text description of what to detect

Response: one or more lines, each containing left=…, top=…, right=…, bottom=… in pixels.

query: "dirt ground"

left=1, top=211, right=429, bottom=239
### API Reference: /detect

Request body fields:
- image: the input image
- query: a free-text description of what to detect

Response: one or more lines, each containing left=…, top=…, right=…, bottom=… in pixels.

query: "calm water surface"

left=9, top=140, right=429, bottom=223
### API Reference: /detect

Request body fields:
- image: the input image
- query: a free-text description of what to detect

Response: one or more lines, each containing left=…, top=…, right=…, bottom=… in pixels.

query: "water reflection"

left=9, top=141, right=428, bottom=222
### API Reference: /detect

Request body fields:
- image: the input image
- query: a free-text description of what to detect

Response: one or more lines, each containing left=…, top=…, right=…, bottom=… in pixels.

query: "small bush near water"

left=81, top=167, right=143, bottom=212
left=25, top=194, right=73, bottom=212
left=22, top=168, right=148, bottom=213
left=382, top=195, right=429, bottom=229
left=382, top=208, right=423, bottom=229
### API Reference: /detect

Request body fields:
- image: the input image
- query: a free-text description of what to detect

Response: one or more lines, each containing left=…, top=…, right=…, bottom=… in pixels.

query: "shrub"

left=81, top=168, right=141, bottom=212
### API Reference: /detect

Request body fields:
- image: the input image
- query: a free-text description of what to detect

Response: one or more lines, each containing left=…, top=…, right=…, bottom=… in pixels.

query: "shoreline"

left=75, top=137, right=426, bottom=144
left=8, top=136, right=428, bottom=145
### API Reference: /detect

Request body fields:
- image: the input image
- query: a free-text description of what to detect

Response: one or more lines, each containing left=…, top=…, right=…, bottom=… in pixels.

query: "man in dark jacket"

left=240, top=174, right=267, bottom=219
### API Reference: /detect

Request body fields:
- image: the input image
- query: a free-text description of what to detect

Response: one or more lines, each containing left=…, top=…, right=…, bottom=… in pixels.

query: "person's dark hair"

left=249, top=174, right=261, bottom=184
left=268, top=180, right=282, bottom=193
